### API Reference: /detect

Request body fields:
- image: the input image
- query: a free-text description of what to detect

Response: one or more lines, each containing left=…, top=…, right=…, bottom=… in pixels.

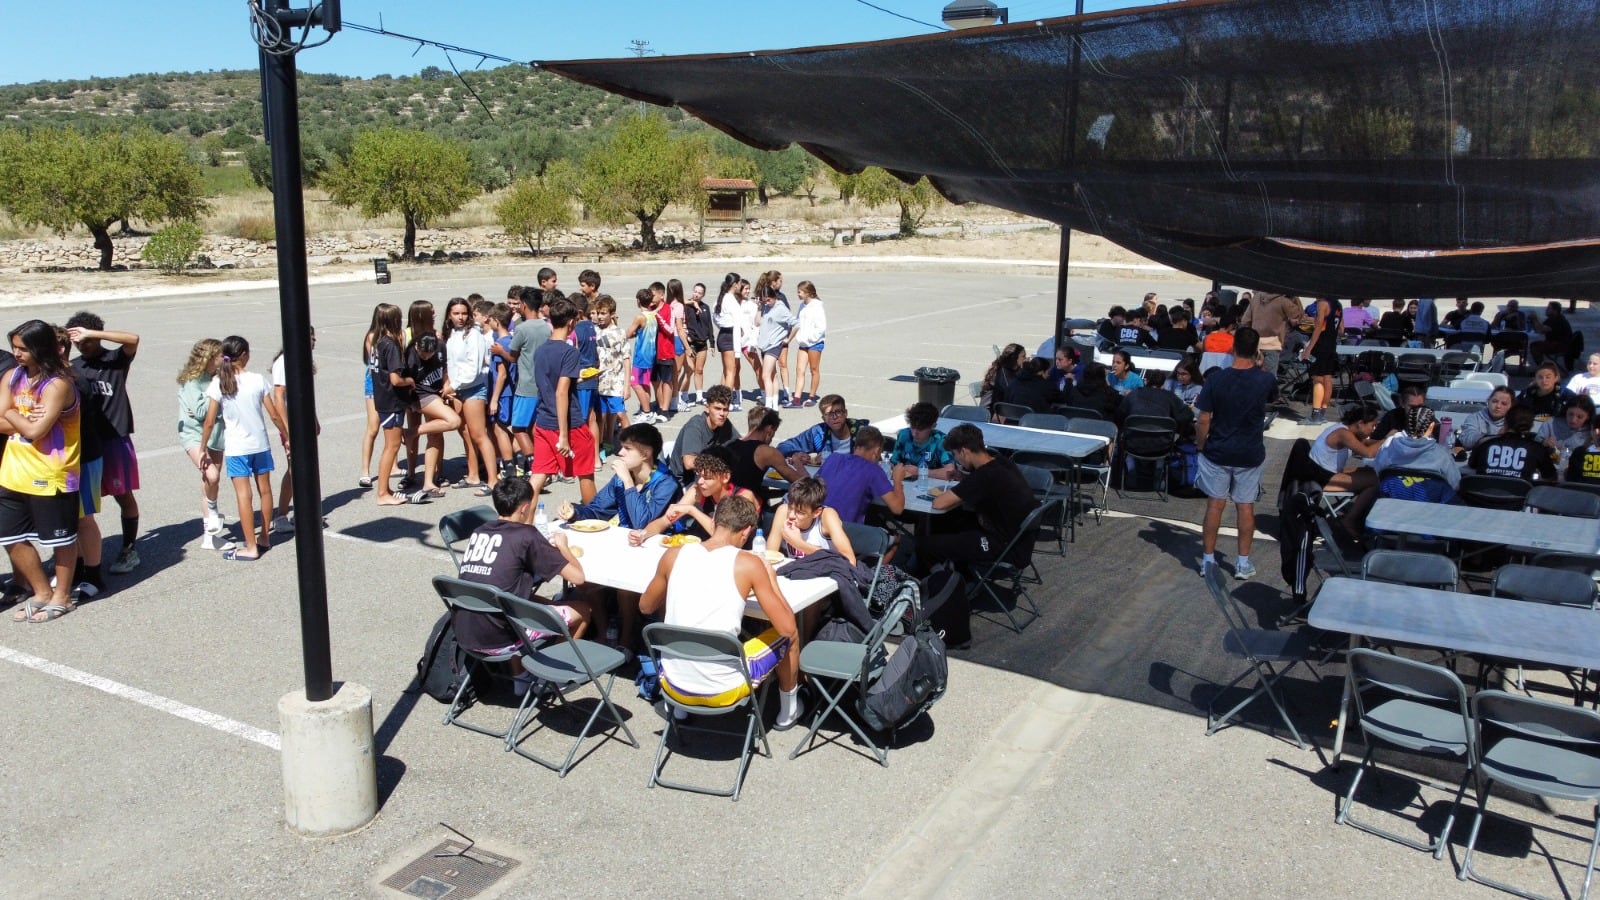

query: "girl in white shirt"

left=791, top=280, right=827, bottom=407
left=1568, top=353, right=1600, bottom=399
left=737, top=279, right=762, bottom=403
left=200, top=336, right=288, bottom=561
left=713, top=272, right=744, bottom=403
left=442, top=298, right=497, bottom=493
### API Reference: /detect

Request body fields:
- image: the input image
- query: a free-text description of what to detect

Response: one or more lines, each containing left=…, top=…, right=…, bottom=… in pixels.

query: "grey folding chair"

left=642, top=623, right=773, bottom=801
left=438, top=505, right=498, bottom=570
left=1312, top=516, right=1361, bottom=579
left=789, top=591, right=913, bottom=767
left=991, top=401, right=1031, bottom=425
left=430, top=575, right=522, bottom=742
left=1018, top=412, right=1070, bottom=432
left=940, top=404, right=988, bottom=423
left=1018, top=463, right=1072, bottom=556
left=1066, top=417, right=1118, bottom=523
left=1361, top=549, right=1459, bottom=590
left=1493, top=564, right=1600, bottom=610
left=1527, top=484, right=1600, bottom=519
left=499, top=594, right=637, bottom=776
left=840, top=521, right=896, bottom=605
left=966, top=381, right=984, bottom=404
left=1051, top=404, right=1104, bottom=421
left=1462, top=691, right=1600, bottom=900
left=1458, top=474, right=1533, bottom=512
left=1118, top=416, right=1179, bottom=501
left=1202, top=564, right=1314, bottom=749
left=967, top=505, right=1048, bottom=633
left=1337, top=648, right=1474, bottom=858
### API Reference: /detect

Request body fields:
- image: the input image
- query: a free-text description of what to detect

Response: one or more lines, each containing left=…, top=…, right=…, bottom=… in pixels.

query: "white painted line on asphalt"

left=1099, top=508, right=1278, bottom=543
left=0, top=644, right=281, bottom=751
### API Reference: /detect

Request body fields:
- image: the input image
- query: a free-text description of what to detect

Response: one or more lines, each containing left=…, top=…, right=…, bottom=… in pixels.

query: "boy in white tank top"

left=639, top=495, right=804, bottom=729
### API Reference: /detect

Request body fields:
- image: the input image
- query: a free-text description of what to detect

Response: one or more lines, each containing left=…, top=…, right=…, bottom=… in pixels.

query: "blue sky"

left=0, top=0, right=1152, bottom=84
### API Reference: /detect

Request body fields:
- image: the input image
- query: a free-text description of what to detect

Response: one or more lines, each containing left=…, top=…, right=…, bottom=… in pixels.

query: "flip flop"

left=422, top=487, right=447, bottom=499
left=453, top=480, right=482, bottom=490
left=222, top=549, right=260, bottom=562
left=407, top=491, right=432, bottom=504
left=358, top=475, right=375, bottom=488
left=27, top=602, right=72, bottom=623
left=474, top=485, right=494, bottom=497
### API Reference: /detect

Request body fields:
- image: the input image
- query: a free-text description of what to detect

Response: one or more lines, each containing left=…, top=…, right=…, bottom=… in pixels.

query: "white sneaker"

left=201, top=533, right=237, bottom=552
left=203, top=515, right=225, bottom=535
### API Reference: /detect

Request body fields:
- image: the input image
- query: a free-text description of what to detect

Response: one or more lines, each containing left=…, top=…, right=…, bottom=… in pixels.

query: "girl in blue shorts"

left=201, top=336, right=288, bottom=561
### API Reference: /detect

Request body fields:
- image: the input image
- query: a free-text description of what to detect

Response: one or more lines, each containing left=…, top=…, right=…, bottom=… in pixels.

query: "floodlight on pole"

left=941, top=0, right=1008, bottom=29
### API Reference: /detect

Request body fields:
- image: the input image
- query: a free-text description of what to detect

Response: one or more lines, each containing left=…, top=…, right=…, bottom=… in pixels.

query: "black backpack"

left=411, top=612, right=476, bottom=705
left=861, top=582, right=949, bottom=733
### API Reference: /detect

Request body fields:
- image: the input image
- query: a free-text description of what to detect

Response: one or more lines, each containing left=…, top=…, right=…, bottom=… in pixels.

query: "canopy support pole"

left=1054, top=228, right=1070, bottom=355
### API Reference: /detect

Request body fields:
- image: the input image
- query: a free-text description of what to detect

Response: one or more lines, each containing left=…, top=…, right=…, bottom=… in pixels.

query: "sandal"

left=11, top=600, right=39, bottom=622
left=223, top=549, right=260, bottom=561
left=422, top=487, right=447, bottom=499
left=406, top=490, right=432, bottom=504
left=474, top=485, right=494, bottom=497
left=453, top=480, right=482, bottom=490
left=358, top=475, right=375, bottom=488
left=28, top=602, right=73, bottom=623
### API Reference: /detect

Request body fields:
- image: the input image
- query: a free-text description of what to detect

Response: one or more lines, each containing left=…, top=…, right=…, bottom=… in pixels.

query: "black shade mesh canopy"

left=539, top=0, right=1600, bottom=298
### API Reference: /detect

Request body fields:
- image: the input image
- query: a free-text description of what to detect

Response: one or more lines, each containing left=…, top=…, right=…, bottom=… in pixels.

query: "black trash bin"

left=913, top=366, right=960, bottom=409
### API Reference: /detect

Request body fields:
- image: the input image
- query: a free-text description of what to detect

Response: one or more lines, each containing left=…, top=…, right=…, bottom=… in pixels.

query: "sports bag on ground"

left=861, top=583, right=949, bottom=733
left=412, top=612, right=477, bottom=705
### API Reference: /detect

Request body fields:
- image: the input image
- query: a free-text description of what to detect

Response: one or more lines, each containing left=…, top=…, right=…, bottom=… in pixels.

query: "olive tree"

left=851, top=166, right=943, bottom=236
left=496, top=161, right=577, bottom=254
left=578, top=114, right=707, bottom=250
left=0, top=126, right=207, bottom=270
left=322, top=128, right=477, bottom=260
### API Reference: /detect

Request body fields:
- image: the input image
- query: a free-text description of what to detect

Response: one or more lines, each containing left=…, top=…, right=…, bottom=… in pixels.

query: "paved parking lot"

left=0, top=259, right=1569, bottom=898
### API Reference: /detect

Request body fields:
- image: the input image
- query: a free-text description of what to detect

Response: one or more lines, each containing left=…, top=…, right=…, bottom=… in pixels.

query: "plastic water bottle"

left=535, top=503, right=549, bottom=536
left=917, top=460, right=929, bottom=487
left=752, top=528, right=767, bottom=556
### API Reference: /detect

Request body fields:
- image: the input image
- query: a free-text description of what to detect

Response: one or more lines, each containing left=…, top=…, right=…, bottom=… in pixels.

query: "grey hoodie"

left=1375, top=435, right=1460, bottom=489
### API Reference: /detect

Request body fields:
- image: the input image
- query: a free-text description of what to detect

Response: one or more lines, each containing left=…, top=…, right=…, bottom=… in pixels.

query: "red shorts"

left=532, top=425, right=596, bottom=477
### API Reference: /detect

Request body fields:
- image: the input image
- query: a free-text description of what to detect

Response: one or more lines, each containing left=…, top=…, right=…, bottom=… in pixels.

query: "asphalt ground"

left=0, top=258, right=1585, bottom=899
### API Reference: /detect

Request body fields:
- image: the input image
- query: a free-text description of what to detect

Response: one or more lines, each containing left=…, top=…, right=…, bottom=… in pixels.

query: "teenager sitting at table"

left=1567, top=353, right=1600, bottom=400
left=1441, top=297, right=1470, bottom=331
left=454, top=477, right=591, bottom=666
left=1566, top=433, right=1600, bottom=485
left=921, top=423, right=1040, bottom=650
left=639, top=494, right=805, bottom=730
left=558, top=423, right=680, bottom=529
left=1117, top=370, right=1194, bottom=436
left=1455, top=386, right=1514, bottom=451
left=1469, top=404, right=1556, bottom=483
left=1106, top=350, right=1146, bottom=396
left=1345, top=406, right=1461, bottom=536
left=978, top=345, right=1026, bottom=413
left=1443, top=301, right=1492, bottom=349
left=1155, top=305, right=1200, bottom=353
left=725, top=405, right=802, bottom=501
left=665, top=384, right=735, bottom=486
left=1531, top=301, right=1578, bottom=371
left=777, top=393, right=869, bottom=461
left=889, top=401, right=955, bottom=479
left=1001, top=357, right=1064, bottom=413
left=769, top=476, right=856, bottom=564
left=1378, top=298, right=1415, bottom=338
left=1491, top=299, right=1529, bottom=333
left=1065, top=363, right=1121, bottom=419
left=1096, top=306, right=1142, bottom=350
left=637, top=445, right=755, bottom=542
left=1342, top=298, right=1376, bottom=335
left=817, top=425, right=905, bottom=523
left=1048, top=345, right=1081, bottom=393
left=1167, top=359, right=1204, bottom=406
left=1308, top=404, right=1381, bottom=495
left=1535, top=395, right=1595, bottom=461
left=1373, top=383, right=1428, bottom=442
left=1518, top=363, right=1574, bottom=418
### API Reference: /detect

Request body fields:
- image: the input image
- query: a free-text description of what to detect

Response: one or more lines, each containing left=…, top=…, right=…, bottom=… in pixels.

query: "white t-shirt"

left=1568, top=372, right=1600, bottom=399
left=271, top=354, right=286, bottom=388
left=445, top=327, right=491, bottom=388
left=206, top=371, right=272, bottom=456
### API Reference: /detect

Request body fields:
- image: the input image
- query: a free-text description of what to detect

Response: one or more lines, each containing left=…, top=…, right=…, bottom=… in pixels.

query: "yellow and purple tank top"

left=0, top=369, right=80, bottom=495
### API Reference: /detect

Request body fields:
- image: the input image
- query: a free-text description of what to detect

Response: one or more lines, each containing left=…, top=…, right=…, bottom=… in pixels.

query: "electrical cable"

left=849, top=0, right=947, bottom=31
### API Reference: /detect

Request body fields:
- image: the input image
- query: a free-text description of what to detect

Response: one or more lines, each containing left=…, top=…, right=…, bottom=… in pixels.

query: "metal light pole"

left=257, top=0, right=335, bottom=702
left=1052, top=0, right=1086, bottom=357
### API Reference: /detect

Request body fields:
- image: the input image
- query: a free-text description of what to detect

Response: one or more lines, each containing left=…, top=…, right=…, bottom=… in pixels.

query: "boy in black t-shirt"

left=66, top=312, right=142, bottom=576
left=454, top=477, right=589, bottom=654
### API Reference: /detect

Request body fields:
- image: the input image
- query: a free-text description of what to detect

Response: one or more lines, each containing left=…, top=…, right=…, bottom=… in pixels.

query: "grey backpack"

left=860, top=582, right=948, bottom=733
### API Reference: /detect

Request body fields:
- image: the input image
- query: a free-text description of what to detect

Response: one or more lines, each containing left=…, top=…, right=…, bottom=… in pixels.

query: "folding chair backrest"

left=1458, top=474, right=1533, bottom=511
left=1532, top=550, right=1600, bottom=585
left=1361, top=549, right=1458, bottom=590
left=499, top=593, right=575, bottom=643
left=1491, top=563, right=1600, bottom=610
left=1066, top=417, right=1118, bottom=440
left=1526, top=485, right=1600, bottom=519
left=643, top=623, right=755, bottom=709
left=1560, top=482, right=1600, bottom=501
left=1016, top=463, right=1056, bottom=495
left=967, top=381, right=983, bottom=403
left=1053, top=405, right=1103, bottom=421
left=1485, top=350, right=1506, bottom=373
left=1203, top=564, right=1250, bottom=634
left=985, top=502, right=1046, bottom=570
left=840, top=521, right=892, bottom=600
left=438, top=505, right=499, bottom=569
left=1122, top=419, right=1177, bottom=458
left=1349, top=647, right=1469, bottom=713
left=941, top=404, right=988, bottom=422
left=992, top=402, right=1031, bottom=424
left=1019, top=412, right=1069, bottom=431
left=1124, top=415, right=1178, bottom=432
left=1474, top=690, right=1600, bottom=755
left=859, top=593, right=914, bottom=682
left=432, top=573, right=505, bottom=616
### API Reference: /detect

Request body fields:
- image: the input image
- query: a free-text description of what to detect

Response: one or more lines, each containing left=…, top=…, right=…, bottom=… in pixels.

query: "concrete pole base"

left=279, top=682, right=378, bottom=837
